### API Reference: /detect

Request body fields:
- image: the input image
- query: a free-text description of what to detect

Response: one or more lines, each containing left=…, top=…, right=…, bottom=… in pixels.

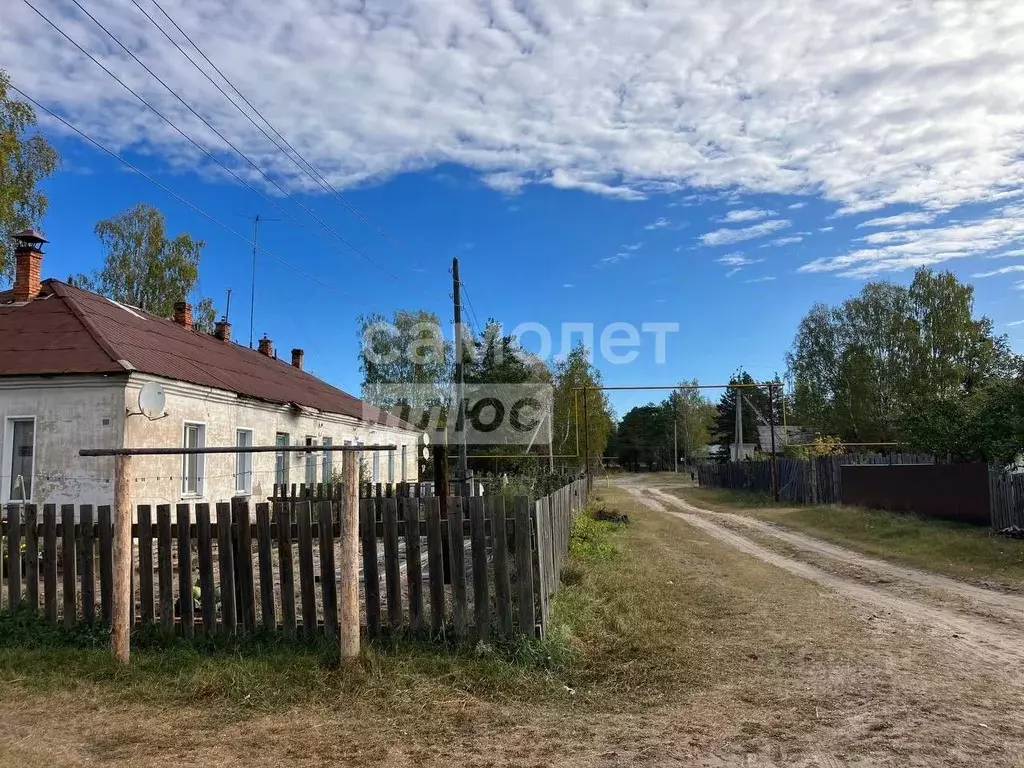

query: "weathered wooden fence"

left=1, top=479, right=591, bottom=642
left=990, top=471, right=1024, bottom=530
left=533, top=477, right=589, bottom=636
left=697, top=457, right=844, bottom=504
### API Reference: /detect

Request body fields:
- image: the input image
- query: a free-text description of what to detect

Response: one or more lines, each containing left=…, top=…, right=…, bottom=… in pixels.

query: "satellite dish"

left=421, top=445, right=431, bottom=461
left=420, top=432, right=430, bottom=446
left=139, top=382, right=166, bottom=419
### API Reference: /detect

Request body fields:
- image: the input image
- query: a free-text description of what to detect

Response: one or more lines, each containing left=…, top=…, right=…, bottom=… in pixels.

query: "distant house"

left=0, top=231, right=421, bottom=509
left=756, top=426, right=815, bottom=454
left=707, top=443, right=758, bottom=461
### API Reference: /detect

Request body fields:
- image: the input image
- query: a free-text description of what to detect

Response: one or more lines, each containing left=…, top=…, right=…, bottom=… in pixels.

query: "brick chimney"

left=12, top=230, right=47, bottom=303
left=291, top=348, right=304, bottom=369
left=172, top=301, right=193, bottom=330
left=214, top=318, right=231, bottom=342
left=258, top=335, right=274, bottom=357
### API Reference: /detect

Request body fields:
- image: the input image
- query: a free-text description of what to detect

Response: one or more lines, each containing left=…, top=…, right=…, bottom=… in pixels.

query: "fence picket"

left=24, top=504, right=38, bottom=612
left=216, top=502, right=236, bottom=634
left=359, top=498, right=381, bottom=637
left=176, top=503, right=194, bottom=637
left=43, top=504, right=57, bottom=621
left=514, top=497, right=535, bottom=636
left=156, top=505, right=173, bottom=634
left=469, top=496, right=489, bottom=640
left=137, top=505, right=154, bottom=625
left=275, top=502, right=296, bottom=638
left=79, top=505, right=95, bottom=625
left=318, top=499, right=338, bottom=639
left=233, top=499, right=256, bottom=634
left=6, top=505, right=21, bottom=612
left=296, top=500, right=317, bottom=636
left=382, top=496, right=402, bottom=629
left=488, top=495, right=513, bottom=636
left=448, top=496, right=468, bottom=636
left=61, top=504, right=76, bottom=627
left=256, top=502, right=275, bottom=632
left=425, top=497, right=445, bottom=633
left=196, top=503, right=216, bottom=634
left=402, top=497, right=424, bottom=632
left=97, top=505, right=112, bottom=625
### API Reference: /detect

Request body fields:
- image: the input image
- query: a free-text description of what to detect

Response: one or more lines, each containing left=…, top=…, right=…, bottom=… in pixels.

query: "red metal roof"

left=0, top=280, right=411, bottom=429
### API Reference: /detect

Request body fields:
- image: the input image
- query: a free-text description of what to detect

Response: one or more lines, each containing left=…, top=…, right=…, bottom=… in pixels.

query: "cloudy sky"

left=4, top=0, right=1024, bottom=409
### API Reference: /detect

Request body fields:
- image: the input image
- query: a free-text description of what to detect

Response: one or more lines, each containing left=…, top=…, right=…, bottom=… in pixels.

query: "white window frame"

left=275, top=432, right=290, bottom=488
left=322, top=437, right=333, bottom=483
left=305, top=436, right=317, bottom=488
left=401, top=445, right=407, bottom=482
left=3, top=415, right=37, bottom=503
left=182, top=421, right=206, bottom=498
left=235, top=428, right=254, bottom=496
left=388, top=450, right=395, bottom=484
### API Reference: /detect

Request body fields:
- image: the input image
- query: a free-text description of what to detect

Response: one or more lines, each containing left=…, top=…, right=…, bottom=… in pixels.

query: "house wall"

left=125, top=373, right=420, bottom=509
left=0, top=375, right=127, bottom=507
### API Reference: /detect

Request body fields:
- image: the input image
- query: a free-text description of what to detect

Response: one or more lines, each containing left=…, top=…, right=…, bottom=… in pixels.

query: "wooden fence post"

left=111, top=454, right=132, bottom=663
left=339, top=451, right=361, bottom=661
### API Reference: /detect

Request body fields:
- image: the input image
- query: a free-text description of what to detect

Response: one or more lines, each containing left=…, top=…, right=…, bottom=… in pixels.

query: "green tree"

left=666, top=379, right=717, bottom=461
left=552, top=344, right=614, bottom=473
left=0, top=70, right=59, bottom=284
left=72, top=203, right=217, bottom=331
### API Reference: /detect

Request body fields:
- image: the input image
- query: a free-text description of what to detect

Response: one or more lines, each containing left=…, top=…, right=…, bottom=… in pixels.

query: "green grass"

left=681, top=486, right=1024, bottom=590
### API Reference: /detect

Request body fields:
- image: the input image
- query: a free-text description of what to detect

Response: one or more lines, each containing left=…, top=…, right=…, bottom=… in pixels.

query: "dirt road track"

left=620, top=478, right=1024, bottom=675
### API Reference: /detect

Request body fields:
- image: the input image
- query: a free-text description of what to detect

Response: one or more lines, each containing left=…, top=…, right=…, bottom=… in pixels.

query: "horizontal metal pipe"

left=80, top=444, right=397, bottom=457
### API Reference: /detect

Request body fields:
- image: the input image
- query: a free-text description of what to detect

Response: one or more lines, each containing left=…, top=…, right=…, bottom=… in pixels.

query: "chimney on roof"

left=12, top=230, right=47, bottom=303
left=214, top=317, right=231, bottom=342
left=258, top=334, right=274, bottom=357
left=291, top=348, right=304, bottom=370
left=172, top=301, right=193, bottom=330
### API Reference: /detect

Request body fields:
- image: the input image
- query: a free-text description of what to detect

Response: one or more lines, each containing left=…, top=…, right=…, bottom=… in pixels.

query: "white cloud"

left=973, top=265, right=1024, bottom=278
left=716, top=253, right=763, bottom=267
left=644, top=217, right=670, bottom=230
left=988, top=248, right=1024, bottom=259
left=595, top=241, right=644, bottom=267
left=725, top=267, right=742, bottom=278
left=1007, top=320, right=1024, bottom=327
left=719, top=209, right=775, bottom=223
left=1016, top=281, right=1024, bottom=291
left=622, top=242, right=643, bottom=252
left=563, top=283, right=575, bottom=288
left=788, top=203, right=808, bottom=210
left=801, top=204, right=1024, bottom=277
left=5, top=0, right=1024, bottom=219
left=770, top=236, right=804, bottom=246
left=700, top=219, right=791, bottom=246
left=744, top=276, right=777, bottom=283
left=857, top=212, right=937, bottom=229
left=819, top=226, right=835, bottom=232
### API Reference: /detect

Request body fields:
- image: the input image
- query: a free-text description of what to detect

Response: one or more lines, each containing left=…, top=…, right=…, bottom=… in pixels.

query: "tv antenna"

left=237, top=213, right=280, bottom=348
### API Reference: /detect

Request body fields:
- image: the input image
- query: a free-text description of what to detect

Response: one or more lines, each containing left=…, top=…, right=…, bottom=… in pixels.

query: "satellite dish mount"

left=130, top=382, right=168, bottom=421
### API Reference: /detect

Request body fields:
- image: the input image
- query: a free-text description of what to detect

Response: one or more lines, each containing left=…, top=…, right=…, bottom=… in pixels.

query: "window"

left=275, top=432, right=290, bottom=487
left=235, top=429, right=253, bottom=495
left=305, top=436, right=317, bottom=488
left=321, top=437, right=333, bottom=483
left=182, top=422, right=206, bottom=497
left=5, top=417, right=35, bottom=501
left=372, top=451, right=380, bottom=483
left=388, top=450, right=395, bottom=484
left=401, top=445, right=407, bottom=482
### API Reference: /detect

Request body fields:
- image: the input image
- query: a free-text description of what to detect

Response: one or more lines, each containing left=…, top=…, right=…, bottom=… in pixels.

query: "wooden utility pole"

left=452, top=257, right=469, bottom=495
left=111, top=454, right=132, bottom=664
left=339, top=450, right=361, bottom=660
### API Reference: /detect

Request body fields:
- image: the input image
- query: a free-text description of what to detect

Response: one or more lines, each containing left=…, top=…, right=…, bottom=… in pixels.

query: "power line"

left=136, top=0, right=422, bottom=268
left=460, top=281, right=486, bottom=339
left=19, top=0, right=391, bottom=283
left=39, top=0, right=401, bottom=283
left=11, top=84, right=365, bottom=307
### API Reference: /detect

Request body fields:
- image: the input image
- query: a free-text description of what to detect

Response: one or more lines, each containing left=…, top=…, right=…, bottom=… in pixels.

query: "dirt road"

left=620, top=476, right=1024, bottom=676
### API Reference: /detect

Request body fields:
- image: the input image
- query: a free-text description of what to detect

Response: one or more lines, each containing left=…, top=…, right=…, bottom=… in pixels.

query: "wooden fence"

left=533, top=477, right=589, bottom=636
left=697, top=457, right=843, bottom=504
left=0, top=478, right=590, bottom=642
left=990, top=471, right=1024, bottom=530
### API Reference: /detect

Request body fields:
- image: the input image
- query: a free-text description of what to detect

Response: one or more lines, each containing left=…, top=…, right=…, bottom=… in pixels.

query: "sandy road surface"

left=620, top=477, right=1024, bottom=675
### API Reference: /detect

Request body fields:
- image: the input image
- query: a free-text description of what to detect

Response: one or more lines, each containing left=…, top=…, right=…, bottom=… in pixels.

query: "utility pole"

left=452, top=257, right=469, bottom=495
left=734, top=388, right=744, bottom=461
left=673, top=419, right=679, bottom=473
left=238, top=213, right=279, bottom=348
left=768, top=383, right=779, bottom=501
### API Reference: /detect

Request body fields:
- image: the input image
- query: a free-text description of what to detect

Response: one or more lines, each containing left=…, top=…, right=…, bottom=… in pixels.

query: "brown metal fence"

left=840, top=463, right=991, bottom=526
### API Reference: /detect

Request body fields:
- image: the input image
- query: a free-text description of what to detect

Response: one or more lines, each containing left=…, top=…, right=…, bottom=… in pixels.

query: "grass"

left=678, top=485, right=1024, bottom=590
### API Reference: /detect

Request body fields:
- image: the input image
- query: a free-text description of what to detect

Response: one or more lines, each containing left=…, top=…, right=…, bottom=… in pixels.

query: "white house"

left=0, top=231, right=421, bottom=510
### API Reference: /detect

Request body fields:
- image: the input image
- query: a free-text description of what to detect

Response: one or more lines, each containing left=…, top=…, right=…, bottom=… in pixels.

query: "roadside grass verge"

left=675, top=485, right=1024, bottom=590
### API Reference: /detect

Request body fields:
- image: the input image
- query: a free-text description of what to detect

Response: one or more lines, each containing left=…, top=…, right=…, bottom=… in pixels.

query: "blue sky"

left=6, top=0, right=1024, bottom=417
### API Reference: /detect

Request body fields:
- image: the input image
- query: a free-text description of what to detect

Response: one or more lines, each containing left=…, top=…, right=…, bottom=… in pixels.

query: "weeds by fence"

left=1, top=478, right=590, bottom=645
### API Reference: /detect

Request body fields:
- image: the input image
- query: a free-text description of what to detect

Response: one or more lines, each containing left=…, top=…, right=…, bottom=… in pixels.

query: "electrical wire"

left=459, top=281, right=486, bottom=340
left=10, top=85, right=365, bottom=306
left=33, top=0, right=401, bottom=282
left=135, top=0, right=422, bottom=269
